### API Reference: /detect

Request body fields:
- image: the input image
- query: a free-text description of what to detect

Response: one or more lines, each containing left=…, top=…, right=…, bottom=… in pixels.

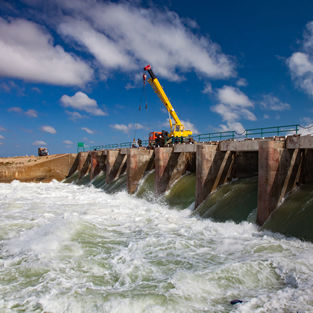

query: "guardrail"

left=77, top=124, right=300, bottom=152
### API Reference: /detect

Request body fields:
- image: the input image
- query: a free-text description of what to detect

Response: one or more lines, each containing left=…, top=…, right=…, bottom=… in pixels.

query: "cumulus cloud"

left=32, top=140, right=47, bottom=146
left=0, top=135, right=4, bottom=139
left=81, top=127, right=94, bottom=134
left=236, top=78, right=248, bottom=87
left=211, top=86, right=256, bottom=133
left=287, top=21, right=313, bottom=96
left=63, top=140, right=73, bottom=145
left=60, top=92, right=106, bottom=116
left=41, top=125, right=56, bottom=134
left=0, top=126, right=6, bottom=131
left=0, top=18, right=93, bottom=86
left=55, top=0, right=235, bottom=81
left=261, top=94, right=290, bottom=111
left=110, top=123, right=144, bottom=133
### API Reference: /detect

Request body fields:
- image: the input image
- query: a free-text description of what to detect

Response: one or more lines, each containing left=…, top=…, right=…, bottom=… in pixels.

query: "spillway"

left=194, top=177, right=258, bottom=223
left=263, top=183, right=313, bottom=242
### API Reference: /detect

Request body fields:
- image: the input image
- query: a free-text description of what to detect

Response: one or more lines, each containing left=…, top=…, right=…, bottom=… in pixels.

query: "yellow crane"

left=143, top=65, right=192, bottom=139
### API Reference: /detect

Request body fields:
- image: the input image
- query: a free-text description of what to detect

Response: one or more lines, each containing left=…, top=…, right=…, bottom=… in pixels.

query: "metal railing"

left=77, top=124, right=300, bottom=152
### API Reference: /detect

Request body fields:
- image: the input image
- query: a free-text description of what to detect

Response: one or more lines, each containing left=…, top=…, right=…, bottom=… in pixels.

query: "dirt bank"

left=0, top=154, right=77, bottom=183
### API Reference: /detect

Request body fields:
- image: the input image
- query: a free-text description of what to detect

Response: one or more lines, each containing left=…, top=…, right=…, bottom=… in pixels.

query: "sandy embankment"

left=0, top=154, right=77, bottom=183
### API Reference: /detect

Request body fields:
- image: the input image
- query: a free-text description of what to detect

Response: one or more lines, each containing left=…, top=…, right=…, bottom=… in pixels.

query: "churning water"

left=1, top=181, right=313, bottom=313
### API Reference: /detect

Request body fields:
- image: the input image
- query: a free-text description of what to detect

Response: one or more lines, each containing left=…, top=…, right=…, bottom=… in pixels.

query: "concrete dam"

left=2, top=134, right=313, bottom=240
left=66, top=134, right=313, bottom=233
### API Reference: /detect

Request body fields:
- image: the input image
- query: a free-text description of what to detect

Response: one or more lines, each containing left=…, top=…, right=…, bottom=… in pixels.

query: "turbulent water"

left=1, top=181, right=313, bottom=313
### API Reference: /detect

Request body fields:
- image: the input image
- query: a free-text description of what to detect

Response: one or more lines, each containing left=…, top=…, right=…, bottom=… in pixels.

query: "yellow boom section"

left=147, top=77, right=192, bottom=138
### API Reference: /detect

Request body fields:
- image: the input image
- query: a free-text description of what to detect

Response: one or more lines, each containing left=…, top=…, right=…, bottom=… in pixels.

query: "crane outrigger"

left=143, top=65, right=192, bottom=142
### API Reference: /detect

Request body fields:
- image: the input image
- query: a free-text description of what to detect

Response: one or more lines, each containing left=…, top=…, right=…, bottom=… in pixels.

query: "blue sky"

left=1, top=0, right=313, bottom=156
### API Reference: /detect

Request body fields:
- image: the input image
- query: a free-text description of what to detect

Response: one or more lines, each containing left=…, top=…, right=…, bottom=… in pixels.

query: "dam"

left=1, top=134, right=313, bottom=229
left=63, top=134, right=313, bottom=228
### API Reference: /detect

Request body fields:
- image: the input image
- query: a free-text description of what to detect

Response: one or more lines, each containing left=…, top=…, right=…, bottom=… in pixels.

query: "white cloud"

left=0, top=135, right=4, bottom=139
left=110, top=123, right=144, bottom=133
left=8, top=107, right=23, bottom=113
left=202, top=83, right=213, bottom=94
left=217, top=86, right=253, bottom=108
left=8, top=107, right=38, bottom=117
left=261, top=94, right=290, bottom=111
left=66, top=110, right=86, bottom=120
left=27, top=109, right=38, bottom=117
left=0, top=18, right=93, bottom=86
left=32, top=140, right=47, bottom=146
left=211, top=86, right=256, bottom=133
left=25, top=109, right=38, bottom=117
left=292, top=124, right=313, bottom=135
left=63, top=140, right=73, bottom=145
left=60, top=91, right=106, bottom=116
left=236, top=78, right=248, bottom=87
left=81, top=127, right=94, bottom=134
left=287, top=22, right=313, bottom=96
left=180, top=120, right=199, bottom=134
left=56, top=1, right=235, bottom=81
left=41, top=125, right=56, bottom=134
left=0, top=126, right=6, bottom=131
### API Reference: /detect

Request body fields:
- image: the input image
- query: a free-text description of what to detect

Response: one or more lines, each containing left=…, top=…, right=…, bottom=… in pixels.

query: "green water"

left=91, top=171, right=106, bottom=188
left=136, top=171, right=155, bottom=199
left=136, top=171, right=195, bottom=210
left=165, top=173, right=196, bottom=209
left=102, top=174, right=127, bottom=194
left=77, top=173, right=91, bottom=186
left=194, top=177, right=258, bottom=223
left=263, top=183, right=313, bottom=242
left=63, top=171, right=80, bottom=184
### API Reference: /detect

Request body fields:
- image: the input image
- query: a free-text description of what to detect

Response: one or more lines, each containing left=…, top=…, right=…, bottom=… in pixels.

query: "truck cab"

left=38, top=147, right=48, bottom=156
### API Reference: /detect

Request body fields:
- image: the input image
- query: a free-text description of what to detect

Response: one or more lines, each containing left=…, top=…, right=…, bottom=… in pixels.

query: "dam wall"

left=69, top=135, right=313, bottom=226
left=2, top=134, right=313, bottom=226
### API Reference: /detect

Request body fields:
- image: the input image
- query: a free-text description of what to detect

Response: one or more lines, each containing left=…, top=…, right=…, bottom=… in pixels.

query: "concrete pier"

left=127, top=149, right=154, bottom=194
left=195, top=144, right=234, bottom=208
left=155, top=147, right=195, bottom=195
left=106, top=150, right=127, bottom=184
left=90, top=151, right=106, bottom=180
left=79, top=152, right=91, bottom=179
left=257, top=141, right=303, bottom=225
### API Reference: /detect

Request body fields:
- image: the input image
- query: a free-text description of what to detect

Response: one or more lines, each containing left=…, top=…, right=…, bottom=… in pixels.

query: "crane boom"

left=144, top=65, right=192, bottom=138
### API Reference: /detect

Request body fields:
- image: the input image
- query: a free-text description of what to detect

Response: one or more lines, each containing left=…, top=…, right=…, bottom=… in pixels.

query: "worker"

left=132, top=138, right=138, bottom=148
left=138, top=138, right=142, bottom=147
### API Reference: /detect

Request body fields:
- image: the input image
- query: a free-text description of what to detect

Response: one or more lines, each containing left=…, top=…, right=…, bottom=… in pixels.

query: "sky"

left=1, top=0, right=313, bottom=156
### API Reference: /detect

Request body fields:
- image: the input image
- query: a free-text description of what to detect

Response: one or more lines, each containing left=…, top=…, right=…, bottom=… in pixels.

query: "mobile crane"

left=143, top=65, right=192, bottom=145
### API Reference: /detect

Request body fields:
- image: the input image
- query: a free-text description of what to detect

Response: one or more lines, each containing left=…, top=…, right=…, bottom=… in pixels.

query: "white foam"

left=1, top=181, right=313, bottom=312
